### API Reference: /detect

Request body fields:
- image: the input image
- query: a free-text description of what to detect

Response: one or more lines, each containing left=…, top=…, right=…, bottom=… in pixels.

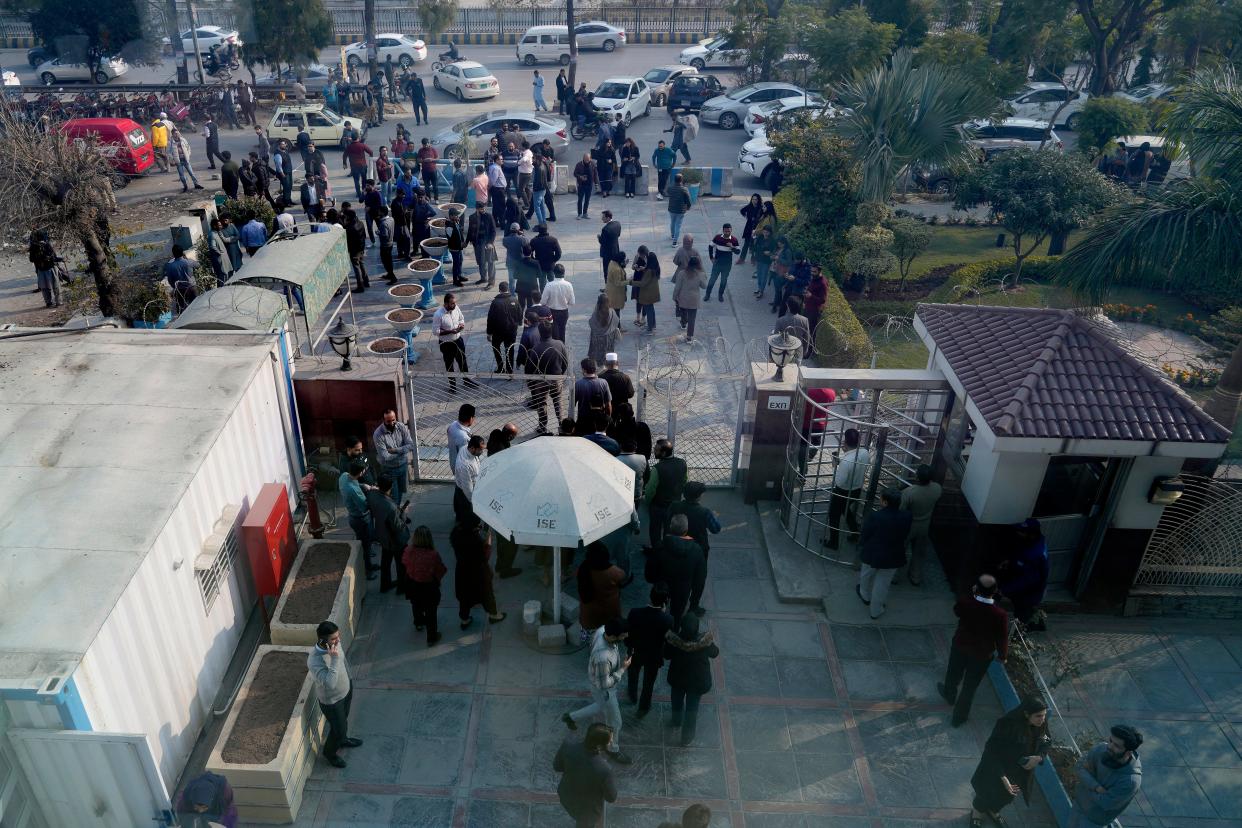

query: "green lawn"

left=882, top=226, right=1077, bottom=281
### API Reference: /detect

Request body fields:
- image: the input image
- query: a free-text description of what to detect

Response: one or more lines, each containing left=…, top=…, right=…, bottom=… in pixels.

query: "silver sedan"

left=429, top=110, right=570, bottom=161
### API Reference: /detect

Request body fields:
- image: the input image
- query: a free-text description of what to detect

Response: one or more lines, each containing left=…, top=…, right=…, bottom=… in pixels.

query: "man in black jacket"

left=645, top=439, right=687, bottom=551
left=652, top=514, right=707, bottom=625
left=527, top=322, right=567, bottom=432
left=668, top=481, right=721, bottom=574
left=553, top=723, right=618, bottom=828
left=486, top=284, right=522, bottom=373
left=365, top=476, right=409, bottom=593
left=857, top=489, right=913, bottom=620
left=342, top=207, right=369, bottom=292
left=529, top=224, right=562, bottom=289
left=626, top=586, right=674, bottom=716
left=597, top=210, right=621, bottom=281
left=466, top=203, right=497, bottom=288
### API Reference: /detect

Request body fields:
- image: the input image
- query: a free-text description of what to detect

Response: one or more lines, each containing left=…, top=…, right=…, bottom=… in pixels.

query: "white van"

left=517, top=26, right=571, bottom=66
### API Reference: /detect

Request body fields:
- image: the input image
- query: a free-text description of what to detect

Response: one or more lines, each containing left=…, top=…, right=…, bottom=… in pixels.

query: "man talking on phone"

left=308, top=621, right=362, bottom=768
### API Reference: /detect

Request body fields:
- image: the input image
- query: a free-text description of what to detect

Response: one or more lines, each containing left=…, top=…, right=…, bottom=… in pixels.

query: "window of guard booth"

left=1033, top=456, right=1110, bottom=517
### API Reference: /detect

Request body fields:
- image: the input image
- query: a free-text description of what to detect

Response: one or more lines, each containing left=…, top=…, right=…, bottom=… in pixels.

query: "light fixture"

left=1147, top=475, right=1185, bottom=506
left=327, top=317, right=358, bottom=372
left=766, top=330, right=803, bottom=381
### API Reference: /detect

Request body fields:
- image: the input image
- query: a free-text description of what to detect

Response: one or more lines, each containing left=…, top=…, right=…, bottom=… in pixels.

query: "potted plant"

left=680, top=167, right=704, bottom=204
left=118, top=274, right=172, bottom=328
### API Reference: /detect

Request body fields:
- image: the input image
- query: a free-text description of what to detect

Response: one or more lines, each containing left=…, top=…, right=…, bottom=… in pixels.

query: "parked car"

left=343, top=33, right=427, bottom=69
left=643, top=65, right=698, bottom=107
left=590, top=77, right=652, bottom=126
left=163, top=26, right=242, bottom=56
left=61, top=117, right=154, bottom=183
left=665, top=73, right=725, bottom=114
left=968, top=117, right=1063, bottom=150
left=744, top=97, right=834, bottom=136
left=433, top=61, right=500, bottom=101
left=574, top=21, right=626, bottom=52
left=1105, top=134, right=1189, bottom=186
left=37, top=56, right=129, bottom=85
left=679, top=35, right=747, bottom=70
left=1005, top=82, right=1088, bottom=129
left=1112, top=83, right=1176, bottom=104
left=738, top=132, right=782, bottom=191
left=429, top=110, right=569, bottom=160
left=27, top=45, right=51, bottom=69
left=255, top=64, right=335, bottom=93
left=516, top=26, right=572, bottom=66
left=266, top=103, right=347, bottom=145
left=701, top=82, right=821, bottom=130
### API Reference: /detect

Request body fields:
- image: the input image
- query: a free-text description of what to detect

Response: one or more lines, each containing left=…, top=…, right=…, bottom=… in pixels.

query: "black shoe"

left=415, top=625, right=424, bottom=631
left=635, top=707, right=649, bottom=719
left=325, top=754, right=346, bottom=768
left=855, top=585, right=870, bottom=606
left=428, top=632, right=442, bottom=645
left=824, top=538, right=839, bottom=550
left=951, top=717, right=968, bottom=728
left=608, top=751, right=633, bottom=765
left=488, top=613, right=507, bottom=624
left=193, top=184, right=204, bottom=190
left=342, top=737, right=363, bottom=748
left=562, top=712, right=578, bottom=731
left=460, top=617, right=472, bottom=629
left=380, top=583, right=394, bottom=593
left=937, top=682, right=956, bottom=705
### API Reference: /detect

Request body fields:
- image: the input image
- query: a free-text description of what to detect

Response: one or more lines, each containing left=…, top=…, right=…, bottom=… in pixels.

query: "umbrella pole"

left=552, top=546, right=561, bottom=625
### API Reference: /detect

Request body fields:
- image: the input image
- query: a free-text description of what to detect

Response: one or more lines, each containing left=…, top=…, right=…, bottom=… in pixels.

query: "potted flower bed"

left=680, top=168, right=705, bottom=205
left=428, top=217, right=450, bottom=237
left=407, top=257, right=442, bottom=303
left=270, top=539, right=364, bottom=649
left=367, top=336, right=409, bottom=359
left=441, top=201, right=466, bottom=216
left=419, top=236, right=448, bottom=263
left=205, top=646, right=324, bottom=824
left=385, top=307, right=423, bottom=333
left=388, top=282, right=426, bottom=308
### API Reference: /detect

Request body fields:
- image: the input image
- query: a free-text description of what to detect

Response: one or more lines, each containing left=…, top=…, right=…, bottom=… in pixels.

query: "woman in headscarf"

left=576, top=540, right=626, bottom=631
left=968, top=696, right=1051, bottom=828
left=451, top=514, right=507, bottom=629
left=587, top=292, right=622, bottom=366
left=594, top=139, right=617, bottom=198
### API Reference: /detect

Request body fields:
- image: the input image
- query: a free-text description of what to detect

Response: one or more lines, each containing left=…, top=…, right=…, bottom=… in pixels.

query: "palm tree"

left=1057, top=69, right=1242, bottom=439
left=831, top=49, right=999, bottom=203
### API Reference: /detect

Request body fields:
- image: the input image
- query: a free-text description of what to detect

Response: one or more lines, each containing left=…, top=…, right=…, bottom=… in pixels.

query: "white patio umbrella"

left=470, top=436, right=636, bottom=622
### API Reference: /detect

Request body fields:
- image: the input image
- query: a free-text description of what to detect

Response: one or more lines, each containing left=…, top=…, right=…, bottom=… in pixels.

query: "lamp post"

left=328, top=318, right=358, bottom=371
left=766, top=330, right=803, bottom=381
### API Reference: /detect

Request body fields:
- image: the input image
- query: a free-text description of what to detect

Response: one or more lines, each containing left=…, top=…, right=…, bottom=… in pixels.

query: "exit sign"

left=767, top=395, right=791, bottom=411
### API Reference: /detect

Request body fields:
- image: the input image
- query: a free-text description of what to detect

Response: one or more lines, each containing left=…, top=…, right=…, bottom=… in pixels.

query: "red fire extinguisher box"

left=242, top=482, right=297, bottom=604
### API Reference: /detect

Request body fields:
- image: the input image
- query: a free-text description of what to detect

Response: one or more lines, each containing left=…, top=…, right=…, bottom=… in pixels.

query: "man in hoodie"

left=1070, top=726, right=1143, bottom=827
left=667, top=481, right=721, bottom=572
left=562, top=618, right=634, bottom=765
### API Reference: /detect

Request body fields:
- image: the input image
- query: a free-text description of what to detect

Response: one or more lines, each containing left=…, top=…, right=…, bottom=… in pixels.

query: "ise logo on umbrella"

left=536, top=501, right=559, bottom=529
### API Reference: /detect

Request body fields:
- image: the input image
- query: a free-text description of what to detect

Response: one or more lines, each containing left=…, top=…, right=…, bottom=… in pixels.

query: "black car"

left=666, top=74, right=724, bottom=114
left=27, top=46, right=51, bottom=69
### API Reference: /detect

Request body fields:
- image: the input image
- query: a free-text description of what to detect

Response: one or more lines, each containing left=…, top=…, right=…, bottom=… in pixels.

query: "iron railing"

left=1133, top=474, right=1242, bottom=589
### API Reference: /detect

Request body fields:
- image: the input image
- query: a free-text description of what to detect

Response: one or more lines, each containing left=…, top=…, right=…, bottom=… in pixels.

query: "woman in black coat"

left=619, top=138, right=642, bottom=198
left=593, top=140, right=617, bottom=197
left=737, top=192, right=764, bottom=262
left=451, top=515, right=507, bottom=629
left=969, top=695, right=1050, bottom=828
left=663, top=614, right=719, bottom=747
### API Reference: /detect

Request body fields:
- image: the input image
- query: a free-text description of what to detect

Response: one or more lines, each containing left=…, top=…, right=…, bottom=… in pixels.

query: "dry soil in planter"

left=388, top=309, right=421, bottom=323
left=409, top=259, right=439, bottom=272
left=278, top=542, right=351, bottom=624
left=370, top=338, right=407, bottom=353
left=220, top=651, right=308, bottom=765
left=391, top=283, right=425, bottom=295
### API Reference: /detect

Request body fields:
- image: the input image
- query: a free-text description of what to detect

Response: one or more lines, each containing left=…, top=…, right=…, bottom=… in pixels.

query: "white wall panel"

left=73, top=352, right=295, bottom=789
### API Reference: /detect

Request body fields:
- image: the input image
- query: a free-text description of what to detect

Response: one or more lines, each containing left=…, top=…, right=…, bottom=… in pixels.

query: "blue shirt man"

left=239, top=218, right=267, bottom=253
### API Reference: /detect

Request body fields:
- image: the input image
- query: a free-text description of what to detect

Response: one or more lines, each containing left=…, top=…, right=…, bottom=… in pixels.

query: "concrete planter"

left=270, top=539, right=364, bottom=650
left=205, top=646, right=325, bottom=824
left=988, top=661, right=1074, bottom=827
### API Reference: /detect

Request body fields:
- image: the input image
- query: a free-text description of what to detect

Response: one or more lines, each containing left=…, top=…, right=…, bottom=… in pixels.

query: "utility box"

left=744, top=362, right=800, bottom=504
left=242, top=482, right=297, bottom=606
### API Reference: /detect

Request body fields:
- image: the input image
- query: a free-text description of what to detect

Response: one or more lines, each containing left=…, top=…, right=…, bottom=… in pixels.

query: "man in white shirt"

left=541, top=263, right=576, bottom=342
left=432, top=292, right=469, bottom=393
left=825, top=427, right=871, bottom=550
left=453, top=435, right=485, bottom=524
left=446, top=403, right=475, bottom=474
left=517, top=145, right=535, bottom=210
left=274, top=205, right=296, bottom=234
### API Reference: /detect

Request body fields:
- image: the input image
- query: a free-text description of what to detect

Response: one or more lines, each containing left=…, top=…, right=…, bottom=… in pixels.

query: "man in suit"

left=650, top=514, right=707, bottom=625
left=365, top=476, right=409, bottom=594
left=553, top=723, right=618, bottom=828
left=466, top=203, right=498, bottom=289
left=626, top=586, right=674, bottom=716
left=597, top=209, right=621, bottom=281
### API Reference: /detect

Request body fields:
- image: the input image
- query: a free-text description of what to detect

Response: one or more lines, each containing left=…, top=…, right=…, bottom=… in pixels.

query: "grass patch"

left=882, top=227, right=1077, bottom=281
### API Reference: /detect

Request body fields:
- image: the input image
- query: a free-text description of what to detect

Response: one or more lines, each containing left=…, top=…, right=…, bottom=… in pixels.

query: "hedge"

left=814, top=277, right=873, bottom=368
left=926, top=256, right=1059, bottom=303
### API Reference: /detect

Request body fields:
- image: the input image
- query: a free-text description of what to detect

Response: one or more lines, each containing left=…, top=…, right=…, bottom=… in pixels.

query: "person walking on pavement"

left=900, top=464, right=942, bottom=586
left=563, top=618, right=634, bottom=765
left=738, top=193, right=764, bottom=262
left=343, top=136, right=374, bottom=201
left=938, top=574, right=1010, bottom=726
left=598, top=210, right=621, bottom=282
left=237, top=79, right=256, bottom=125
left=671, top=255, right=707, bottom=342
left=365, top=475, right=409, bottom=594
left=555, top=68, right=569, bottom=115
left=530, top=224, right=562, bottom=290
left=553, top=723, right=619, bottom=828
left=171, top=128, right=204, bottom=192
left=532, top=69, right=548, bottom=111
left=578, top=541, right=627, bottom=632
left=649, top=514, right=707, bottom=625
left=502, top=223, right=527, bottom=292
left=644, top=439, right=687, bottom=551
left=802, top=264, right=828, bottom=356
left=529, top=152, right=551, bottom=225
left=433, top=293, right=469, bottom=393
left=376, top=205, right=397, bottom=283
left=308, top=621, right=363, bottom=768
left=704, top=223, right=740, bottom=302
left=373, top=408, right=414, bottom=505
left=625, top=586, right=674, bottom=716
left=668, top=482, right=721, bottom=569
left=574, top=152, right=597, bottom=219
left=651, top=140, right=676, bottom=200
left=825, top=428, right=871, bottom=550
left=666, top=174, right=691, bottom=245
left=408, top=73, right=428, bottom=126
left=343, top=208, right=369, bottom=291
left=664, top=112, right=694, bottom=163
left=150, top=117, right=170, bottom=172
left=467, top=203, right=498, bottom=288
left=403, top=525, right=447, bottom=646
left=619, top=137, right=642, bottom=198
left=202, top=115, right=224, bottom=169
left=486, top=283, right=522, bottom=373
left=417, top=138, right=439, bottom=200
left=1069, top=727, right=1143, bottom=828
left=27, top=230, right=62, bottom=309
left=968, top=696, right=1051, bottom=828
left=451, top=512, right=508, bottom=629
left=856, top=489, right=912, bottom=620
left=663, top=613, right=719, bottom=746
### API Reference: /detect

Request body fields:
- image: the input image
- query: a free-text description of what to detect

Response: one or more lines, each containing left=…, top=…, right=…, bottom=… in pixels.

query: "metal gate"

left=1134, top=474, right=1242, bottom=588
left=8, top=730, right=173, bottom=827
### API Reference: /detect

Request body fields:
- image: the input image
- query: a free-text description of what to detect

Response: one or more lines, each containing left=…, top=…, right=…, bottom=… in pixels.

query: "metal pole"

left=552, top=546, right=561, bottom=623
left=862, top=426, right=888, bottom=517
left=404, top=357, right=422, bottom=482
left=187, top=0, right=205, bottom=84
left=165, top=0, right=189, bottom=85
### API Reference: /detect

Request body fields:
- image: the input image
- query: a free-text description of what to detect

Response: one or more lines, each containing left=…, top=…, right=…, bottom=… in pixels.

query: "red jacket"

left=344, top=141, right=373, bottom=170
left=403, top=545, right=447, bottom=584
left=951, top=595, right=1009, bottom=661
left=804, top=276, right=829, bottom=314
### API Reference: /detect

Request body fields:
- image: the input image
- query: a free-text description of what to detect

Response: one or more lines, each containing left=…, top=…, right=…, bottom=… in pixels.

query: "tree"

left=418, top=0, right=458, bottom=41
left=0, top=107, right=120, bottom=316
left=566, top=0, right=579, bottom=99
left=868, top=0, right=932, bottom=48
left=237, top=0, right=332, bottom=76
left=916, top=30, right=1025, bottom=99
left=19, top=0, right=158, bottom=78
left=1075, top=0, right=1187, bottom=95
left=887, top=214, right=933, bottom=291
left=769, top=112, right=862, bottom=274
left=725, top=0, right=793, bottom=83
left=1074, top=96, right=1150, bottom=154
left=801, top=7, right=899, bottom=88
left=1057, top=69, right=1242, bottom=436
left=846, top=203, right=897, bottom=296
left=956, top=149, right=1120, bottom=282
left=1200, top=307, right=1242, bottom=362
left=832, top=49, right=1000, bottom=203
left=988, top=0, right=1076, bottom=71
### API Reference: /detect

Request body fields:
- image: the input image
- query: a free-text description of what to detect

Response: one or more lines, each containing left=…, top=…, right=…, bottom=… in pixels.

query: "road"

left=0, top=44, right=770, bottom=204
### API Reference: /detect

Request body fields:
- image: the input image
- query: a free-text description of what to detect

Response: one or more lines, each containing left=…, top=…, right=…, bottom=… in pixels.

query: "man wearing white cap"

left=542, top=262, right=576, bottom=341
left=600, top=353, right=634, bottom=407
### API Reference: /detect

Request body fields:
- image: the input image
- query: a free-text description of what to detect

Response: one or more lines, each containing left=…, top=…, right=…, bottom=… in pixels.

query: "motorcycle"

left=570, top=110, right=610, bottom=141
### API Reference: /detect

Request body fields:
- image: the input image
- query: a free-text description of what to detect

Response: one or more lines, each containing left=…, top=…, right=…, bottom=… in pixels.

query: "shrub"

left=927, top=256, right=1059, bottom=302
left=851, top=298, right=919, bottom=321
left=1075, top=97, right=1150, bottom=156
left=115, top=274, right=170, bottom=324
left=772, top=188, right=799, bottom=225
left=217, top=196, right=275, bottom=229
left=679, top=168, right=705, bottom=186
left=814, top=277, right=873, bottom=368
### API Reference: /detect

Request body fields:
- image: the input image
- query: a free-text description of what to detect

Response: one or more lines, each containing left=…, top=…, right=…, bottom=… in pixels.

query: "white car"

left=1113, top=83, right=1175, bottom=104
left=432, top=61, right=500, bottom=101
left=1006, top=82, right=1088, bottom=130
left=701, top=82, right=821, bottom=130
left=344, top=33, right=428, bottom=69
left=165, top=26, right=241, bottom=56
left=591, top=77, right=652, bottom=126
left=574, top=21, right=626, bottom=52
left=679, top=35, right=748, bottom=70
left=744, top=97, right=833, bottom=136
left=37, top=56, right=128, bottom=85
left=642, top=65, right=698, bottom=107
left=738, top=133, right=781, bottom=191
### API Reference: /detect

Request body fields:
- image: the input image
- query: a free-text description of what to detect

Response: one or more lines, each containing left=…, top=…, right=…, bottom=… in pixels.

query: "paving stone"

left=1174, top=635, right=1242, bottom=674
left=712, top=577, right=769, bottom=612
left=868, top=754, right=936, bottom=807
left=539, top=652, right=586, bottom=690
left=1142, top=765, right=1219, bottom=817
left=881, top=627, right=939, bottom=662
left=894, top=662, right=944, bottom=703
left=351, top=688, right=418, bottom=736
left=479, top=695, right=540, bottom=741
left=605, top=804, right=676, bottom=827
left=832, top=625, right=887, bottom=660
left=1132, top=669, right=1206, bottom=712
left=784, top=708, right=852, bottom=755
left=340, top=734, right=405, bottom=784
left=775, top=657, right=835, bottom=700
left=840, top=659, right=903, bottom=701
left=729, top=704, right=791, bottom=751
left=465, top=799, right=529, bottom=828
left=793, top=751, right=864, bottom=804
left=916, top=711, right=984, bottom=759
left=471, top=737, right=533, bottom=789
left=1195, top=672, right=1242, bottom=716
left=397, top=735, right=463, bottom=786
left=612, top=745, right=667, bottom=797
left=1075, top=667, right=1152, bottom=710
left=389, top=795, right=456, bottom=827
left=723, top=654, right=782, bottom=697
left=855, top=710, right=923, bottom=756
left=736, top=750, right=802, bottom=802
left=325, top=792, right=397, bottom=825
left=708, top=547, right=759, bottom=578
left=484, top=643, right=543, bottom=688
left=768, top=620, right=826, bottom=659
left=1165, top=720, right=1242, bottom=767
left=924, top=755, right=976, bottom=809
left=664, top=746, right=728, bottom=798
left=715, top=617, right=772, bottom=656
left=1193, top=766, right=1242, bottom=818
left=407, top=691, right=472, bottom=738
left=744, top=814, right=808, bottom=828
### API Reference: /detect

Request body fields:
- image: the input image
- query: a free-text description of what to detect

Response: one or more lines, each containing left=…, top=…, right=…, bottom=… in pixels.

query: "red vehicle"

left=60, top=117, right=154, bottom=184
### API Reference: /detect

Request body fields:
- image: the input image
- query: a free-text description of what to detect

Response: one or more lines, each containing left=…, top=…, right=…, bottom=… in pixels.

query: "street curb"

left=329, top=33, right=704, bottom=46
left=987, top=660, right=1075, bottom=827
